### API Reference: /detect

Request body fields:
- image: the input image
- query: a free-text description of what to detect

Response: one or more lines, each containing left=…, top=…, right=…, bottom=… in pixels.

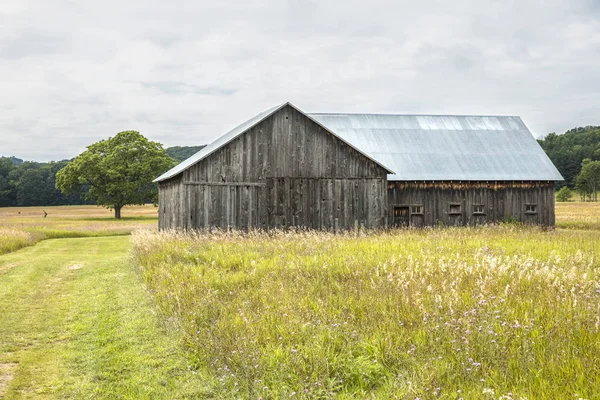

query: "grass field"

left=0, top=205, right=157, bottom=255
left=0, top=202, right=599, bottom=399
left=0, top=235, right=209, bottom=399
left=133, top=205, right=600, bottom=399
left=555, top=202, right=600, bottom=230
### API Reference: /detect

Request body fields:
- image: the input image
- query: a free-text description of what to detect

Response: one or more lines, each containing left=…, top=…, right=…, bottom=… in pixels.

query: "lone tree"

left=56, top=131, right=175, bottom=218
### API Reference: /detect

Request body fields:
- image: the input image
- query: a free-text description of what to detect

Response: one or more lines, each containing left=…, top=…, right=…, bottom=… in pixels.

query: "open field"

left=555, top=202, right=600, bottom=230
left=0, top=202, right=599, bottom=398
left=133, top=207, right=600, bottom=399
left=0, top=205, right=157, bottom=255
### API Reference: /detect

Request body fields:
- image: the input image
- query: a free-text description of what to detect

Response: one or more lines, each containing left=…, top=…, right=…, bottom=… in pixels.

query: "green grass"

left=1, top=203, right=600, bottom=399
left=132, top=226, right=600, bottom=399
left=0, top=236, right=208, bottom=398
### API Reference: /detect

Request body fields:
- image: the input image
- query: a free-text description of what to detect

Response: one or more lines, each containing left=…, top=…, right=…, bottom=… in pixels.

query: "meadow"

left=0, top=205, right=157, bottom=255
left=0, top=202, right=599, bottom=399
left=132, top=204, right=600, bottom=399
left=0, top=205, right=210, bottom=398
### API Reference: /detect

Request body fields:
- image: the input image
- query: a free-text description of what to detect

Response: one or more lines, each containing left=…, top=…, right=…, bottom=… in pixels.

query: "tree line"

left=537, top=126, right=600, bottom=201
left=0, top=143, right=204, bottom=208
left=1, top=124, right=599, bottom=210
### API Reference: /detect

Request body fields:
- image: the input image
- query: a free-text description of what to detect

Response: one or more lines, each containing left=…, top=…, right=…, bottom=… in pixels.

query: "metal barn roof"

left=155, top=104, right=563, bottom=182
left=154, top=103, right=285, bottom=182
left=309, top=113, right=563, bottom=181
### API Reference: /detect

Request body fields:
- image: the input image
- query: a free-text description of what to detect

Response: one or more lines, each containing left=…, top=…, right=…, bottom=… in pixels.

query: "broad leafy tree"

left=56, top=131, right=175, bottom=218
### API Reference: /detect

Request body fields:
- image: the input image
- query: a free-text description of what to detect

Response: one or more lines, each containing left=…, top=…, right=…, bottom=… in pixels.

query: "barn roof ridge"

left=309, top=112, right=522, bottom=118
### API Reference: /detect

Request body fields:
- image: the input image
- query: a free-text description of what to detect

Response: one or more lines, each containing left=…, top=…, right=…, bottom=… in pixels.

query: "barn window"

left=525, top=204, right=537, bottom=214
left=449, top=203, right=461, bottom=215
left=411, top=205, right=423, bottom=215
left=473, top=204, right=485, bottom=215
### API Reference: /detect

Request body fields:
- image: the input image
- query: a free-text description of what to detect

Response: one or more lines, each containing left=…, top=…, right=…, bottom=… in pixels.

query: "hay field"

left=0, top=204, right=157, bottom=255
left=133, top=204, right=600, bottom=399
left=555, top=202, right=600, bottom=230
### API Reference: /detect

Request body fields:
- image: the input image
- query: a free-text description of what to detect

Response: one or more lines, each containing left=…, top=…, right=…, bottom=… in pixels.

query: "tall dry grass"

left=132, top=225, right=600, bottom=399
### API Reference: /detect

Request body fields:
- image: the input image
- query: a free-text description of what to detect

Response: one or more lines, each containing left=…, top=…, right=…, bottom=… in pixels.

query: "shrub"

left=556, top=186, right=573, bottom=202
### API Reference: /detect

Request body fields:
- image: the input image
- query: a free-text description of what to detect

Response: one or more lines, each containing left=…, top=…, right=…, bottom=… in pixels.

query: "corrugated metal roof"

left=155, top=105, right=563, bottom=183
left=308, top=113, right=563, bottom=181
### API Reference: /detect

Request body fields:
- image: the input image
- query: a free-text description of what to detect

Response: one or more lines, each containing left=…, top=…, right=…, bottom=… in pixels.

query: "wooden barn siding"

left=388, top=181, right=556, bottom=226
left=181, top=105, right=386, bottom=183
left=157, top=176, right=183, bottom=230
left=160, top=105, right=388, bottom=230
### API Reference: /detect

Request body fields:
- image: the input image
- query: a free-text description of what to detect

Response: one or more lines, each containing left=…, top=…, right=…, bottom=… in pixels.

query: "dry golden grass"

left=0, top=204, right=157, bottom=254
left=556, top=202, right=600, bottom=230
left=0, top=204, right=158, bottom=220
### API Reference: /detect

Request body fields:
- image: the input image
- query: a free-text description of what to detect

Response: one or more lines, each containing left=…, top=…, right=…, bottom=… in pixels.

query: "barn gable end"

left=158, top=104, right=389, bottom=230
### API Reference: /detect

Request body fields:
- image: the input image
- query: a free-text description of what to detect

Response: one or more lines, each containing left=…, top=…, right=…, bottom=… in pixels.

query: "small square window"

left=411, top=205, right=423, bottom=215
left=449, top=203, right=461, bottom=214
left=473, top=204, right=485, bottom=214
left=526, top=204, right=537, bottom=214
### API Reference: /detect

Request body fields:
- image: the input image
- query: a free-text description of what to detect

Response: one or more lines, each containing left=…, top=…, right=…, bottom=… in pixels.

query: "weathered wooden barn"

left=155, top=103, right=563, bottom=229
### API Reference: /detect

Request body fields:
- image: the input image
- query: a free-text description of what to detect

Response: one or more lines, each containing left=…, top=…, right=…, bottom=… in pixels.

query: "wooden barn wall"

left=388, top=181, right=556, bottom=227
left=160, top=105, right=388, bottom=230
left=157, top=175, right=183, bottom=230
left=181, top=105, right=387, bottom=182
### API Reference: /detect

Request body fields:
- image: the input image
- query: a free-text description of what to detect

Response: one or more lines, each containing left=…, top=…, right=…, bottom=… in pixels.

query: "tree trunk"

left=114, top=206, right=122, bottom=219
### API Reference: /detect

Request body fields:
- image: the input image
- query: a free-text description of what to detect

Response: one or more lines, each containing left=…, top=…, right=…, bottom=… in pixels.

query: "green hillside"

left=165, top=145, right=206, bottom=162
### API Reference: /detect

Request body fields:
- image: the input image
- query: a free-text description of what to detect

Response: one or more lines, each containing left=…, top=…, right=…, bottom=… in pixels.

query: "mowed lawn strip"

left=0, top=236, right=210, bottom=399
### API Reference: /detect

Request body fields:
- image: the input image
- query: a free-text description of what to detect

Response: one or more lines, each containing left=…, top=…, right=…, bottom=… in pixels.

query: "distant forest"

left=0, top=145, right=205, bottom=207
left=537, top=126, right=600, bottom=188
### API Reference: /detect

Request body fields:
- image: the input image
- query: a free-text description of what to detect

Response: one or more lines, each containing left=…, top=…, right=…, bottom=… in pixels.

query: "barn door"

left=393, top=206, right=410, bottom=227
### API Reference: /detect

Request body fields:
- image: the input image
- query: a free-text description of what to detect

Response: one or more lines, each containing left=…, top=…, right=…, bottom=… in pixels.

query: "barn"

left=154, top=103, right=563, bottom=230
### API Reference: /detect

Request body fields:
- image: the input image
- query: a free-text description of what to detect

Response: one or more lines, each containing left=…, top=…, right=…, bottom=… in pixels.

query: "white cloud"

left=0, top=0, right=598, bottom=161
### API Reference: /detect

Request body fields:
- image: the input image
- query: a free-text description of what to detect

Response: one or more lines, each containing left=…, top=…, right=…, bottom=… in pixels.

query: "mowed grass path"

left=0, top=236, right=207, bottom=399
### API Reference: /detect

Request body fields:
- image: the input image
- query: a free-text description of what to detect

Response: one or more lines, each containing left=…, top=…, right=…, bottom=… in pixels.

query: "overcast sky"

left=1, top=0, right=599, bottom=161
